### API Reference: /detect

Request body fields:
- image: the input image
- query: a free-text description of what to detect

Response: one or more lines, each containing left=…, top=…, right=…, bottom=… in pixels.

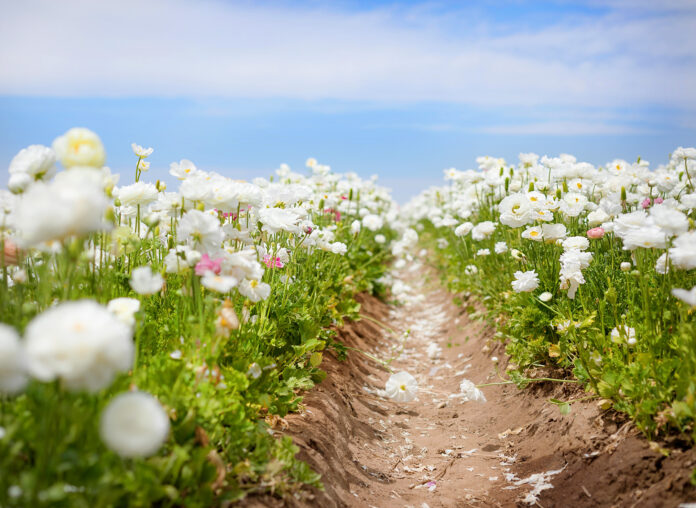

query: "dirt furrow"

left=249, top=259, right=696, bottom=507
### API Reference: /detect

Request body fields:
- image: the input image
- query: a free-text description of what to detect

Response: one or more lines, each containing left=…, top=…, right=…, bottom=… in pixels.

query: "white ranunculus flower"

left=454, top=222, right=473, bottom=237
left=116, top=182, right=159, bottom=208
left=106, top=297, right=141, bottom=327
left=201, top=272, right=238, bottom=293
left=471, top=221, right=496, bottom=241
left=562, top=236, right=589, bottom=252
left=539, top=291, right=553, bottom=302
left=328, top=241, right=347, bottom=255
left=131, top=143, right=154, bottom=158
left=362, top=214, right=383, bottom=231
left=459, top=379, right=486, bottom=403
left=13, top=172, right=111, bottom=247
left=238, top=279, right=271, bottom=303
left=8, top=173, right=31, bottom=194
left=177, top=210, right=224, bottom=253
left=494, top=241, right=508, bottom=254
left=9, top=145, right=56, bottom=182
left=511, top=270, right=540, bottom=292
left=130, top=266, right=164, bottom=295
left=0, top=324, right=28, bottom=395
left=350, top=219, right=361, bottom=234
left=25, top=301, right=133, bottom=392
left=375, top=234, right=386, bottom=244
left=170, top=159, right=198, bottom=179
left=258, top=207, right=301, bottom=234
left=100, top=391, right=170, bottom=458
left=384, top=371, right=418, bottom=402
left=52, top=127, right=106, bottom=168
left=498, top=193, right=532, bottom=228
left=672, top=286, right=696, bottom=307
left=669, top=231, right=696, bottom=270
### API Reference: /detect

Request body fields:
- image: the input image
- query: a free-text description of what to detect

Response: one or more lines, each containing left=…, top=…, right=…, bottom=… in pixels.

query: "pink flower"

left=641, top=198, right=652, bottom=209
left=654, top=197, right=664, bottom=204
left=195, top=254, right=223, bottom=276
left=263, top=254, right=284, bottom=269
left=324, top=207, right=341, bottom=222
left=587, top=227, right=605, bottom=239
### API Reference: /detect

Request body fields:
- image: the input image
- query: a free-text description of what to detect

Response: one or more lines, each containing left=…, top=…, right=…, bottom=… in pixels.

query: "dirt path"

left=248, top=258, right=696, bottom=507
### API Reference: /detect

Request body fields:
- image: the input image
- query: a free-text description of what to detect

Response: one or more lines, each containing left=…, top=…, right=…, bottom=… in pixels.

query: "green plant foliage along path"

left=1, top=129, right=696, bottom=505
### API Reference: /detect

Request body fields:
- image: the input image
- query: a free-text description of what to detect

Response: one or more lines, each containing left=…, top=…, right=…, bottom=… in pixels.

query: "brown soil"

left=246, top=263, right=696, bottom=507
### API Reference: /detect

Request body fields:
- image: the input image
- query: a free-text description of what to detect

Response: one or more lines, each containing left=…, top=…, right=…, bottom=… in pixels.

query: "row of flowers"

left=404, top=149, right=696, bottom=437
left=0, top=128, right=398, bottom=505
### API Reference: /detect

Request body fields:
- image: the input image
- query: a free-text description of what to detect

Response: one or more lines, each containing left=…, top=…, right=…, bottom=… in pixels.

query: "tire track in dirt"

left=247, top=258, right=696, bottom=507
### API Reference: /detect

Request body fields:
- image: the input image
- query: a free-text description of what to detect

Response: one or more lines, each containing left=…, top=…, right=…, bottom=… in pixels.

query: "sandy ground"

left=246, top=259, right=696, bottom=507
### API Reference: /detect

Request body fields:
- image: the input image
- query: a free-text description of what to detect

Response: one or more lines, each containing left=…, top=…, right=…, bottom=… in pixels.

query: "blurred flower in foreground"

left=100, top=391, right=170, bottom=458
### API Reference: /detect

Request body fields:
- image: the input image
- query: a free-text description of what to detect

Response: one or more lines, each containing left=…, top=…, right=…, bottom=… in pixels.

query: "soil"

left=245, top=260, right=696, bottom=507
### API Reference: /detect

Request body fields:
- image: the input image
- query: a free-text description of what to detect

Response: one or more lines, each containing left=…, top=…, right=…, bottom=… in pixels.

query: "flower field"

left=2, top=127, right=696, bottom=505
left=0, top=128, right=397, bottom=505
left=405, top=151, right=696, bottom=437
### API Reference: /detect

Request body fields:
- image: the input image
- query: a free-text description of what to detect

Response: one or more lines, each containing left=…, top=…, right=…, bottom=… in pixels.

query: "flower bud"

left=620, top=261, right=631, bottom=272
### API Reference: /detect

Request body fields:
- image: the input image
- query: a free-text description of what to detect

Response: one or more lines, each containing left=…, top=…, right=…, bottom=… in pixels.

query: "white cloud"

left=480, top=121, right=654, bottom=135
left=0, top=0, right=694, bottom=110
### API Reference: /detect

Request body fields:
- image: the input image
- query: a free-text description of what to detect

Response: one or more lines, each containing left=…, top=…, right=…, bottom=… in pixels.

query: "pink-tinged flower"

left=340, top=195, right=348, bottom=200
left=324, top=208, right=341, bottom=222
left=587, top=227, right=605, bottom=239
left=304, top=226, right=313, bottom=235
left=263, top=254, right=284, bottom=269
left=654, top=197, right=664, bottom=204
left=195, top=254, right=223, bottom=276
left=641, top=198, right=652, bottom=209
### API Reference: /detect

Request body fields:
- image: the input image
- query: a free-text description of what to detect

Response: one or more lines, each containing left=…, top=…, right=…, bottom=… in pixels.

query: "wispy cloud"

left=0, top=0, right=694, bottom=110
left=479, top=121, right=655, bottom=136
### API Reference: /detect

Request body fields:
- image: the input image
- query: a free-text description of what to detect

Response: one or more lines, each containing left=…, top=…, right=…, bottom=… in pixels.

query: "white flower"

left=329, top=241, right=348, bottom=255
left=238, top=279, right=271, bottom=303
left=106, top=297, right=141, bottom=327
left=384, top=371, right=418, bottom=402
left=169, top=159, right=198, bottom=179
left=201, top=272, right=238, bottom=293
left=476, top=248, right=490, bottom=257
left=620, top=261, right=632, bottom=272
left=9, top=145, right=56, bottom=182
left=649, top=205, right=688, bottom=237
left=130, top=266, right=164, bottom=295
left=610, top=325, right=637, bottom=346
left=13, top=172, right=111, bottom=247
left=471, top=221, right=496, bottom=241
left=655, top=253, right=670, bottom=274
left=350, top=219, right=361, bottom=234
left=375, top=234, right=386, bottom=244
left=100, top=391, right=169, bottom=458
left=511, top=270, right=540, bottom=292
left=0, top=324, right=28, bottom=395
left=164, top=245, right=200, bottom=274
left=8, top=173, right=31, bottom=193
left=177, top=210, right=224, bottom=253
left=521, top=226, right=543, bottom=241
left=562, top=236, right=589, bottom=252
left=258, top=207, right=300, bottom=234
left=459, top=379, right=486, bottom=403
left=672, top=286, right=696, bottom=306
left=362, top=214, right=383, bottom=231
left=587, top=208, right=610, bottom=227
left=454, top=222, right=473, bottom=237
left=25, top=301, right=133, bottom=392
left=539, top=291, right=553, bottom=302
left=131, top=143, right=154, bottom=158
left=464, top=265, right=478, bottom=275
left=494, top=242, right=508, bottom=254
left=541, top=223, right=567, bottom=242
left=669, top=231, right=696, bottom=270
left=52, top=128, right=106, bottom=168
left=498, top=193, right=532, bottom=228
left=116, top=182, right=158, bottom=207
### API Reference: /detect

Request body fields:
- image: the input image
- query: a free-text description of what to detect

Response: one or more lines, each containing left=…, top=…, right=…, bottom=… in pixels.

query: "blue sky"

left=1, top=0, right=694, bottom=201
